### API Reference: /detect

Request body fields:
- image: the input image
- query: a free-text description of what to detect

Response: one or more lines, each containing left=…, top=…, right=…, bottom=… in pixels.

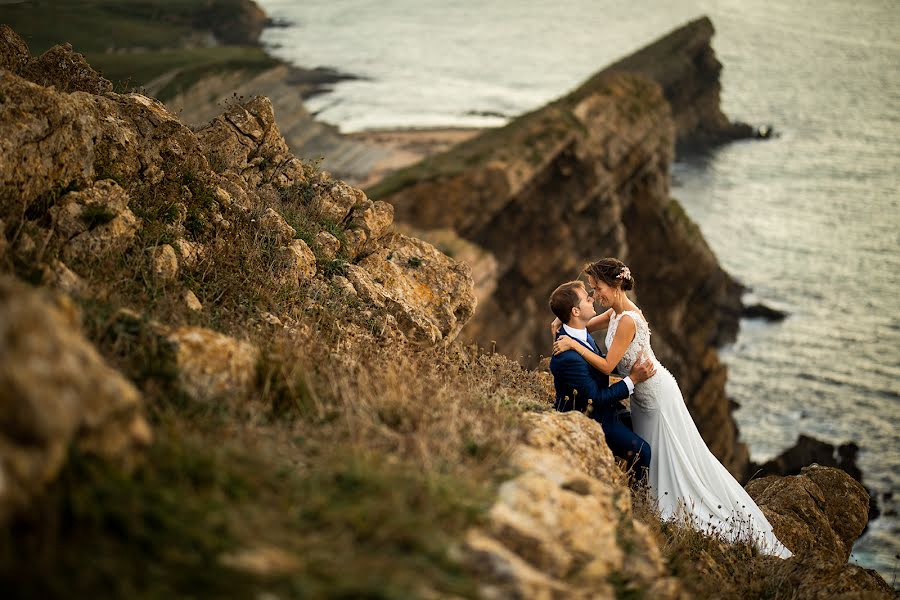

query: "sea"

left=255, top=0, right=900, bottom=583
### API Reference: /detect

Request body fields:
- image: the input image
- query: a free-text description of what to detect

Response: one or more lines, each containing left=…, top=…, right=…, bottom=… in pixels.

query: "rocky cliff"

left=369, top=22, right=747, bottom=475
left=0, top=23, right=475, bottom=529
left=581, top=16, right=760, bottom=151
left=0, top=26, right=891, bottom=599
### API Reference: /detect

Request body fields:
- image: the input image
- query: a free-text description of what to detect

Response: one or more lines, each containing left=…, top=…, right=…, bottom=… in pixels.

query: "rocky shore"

left=0, top=13, right=893, bottom=600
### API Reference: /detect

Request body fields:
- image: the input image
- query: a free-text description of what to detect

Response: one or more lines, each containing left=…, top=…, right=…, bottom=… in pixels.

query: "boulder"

left=465, top=411, right=680, bottom=599
left=276, top=239, right=316, bottom=286
left=310, top=177, right=364, bottom=223
left=49, top=179, right=140, bottom=263
left=173, top=238, right=205, bottom=269
left=313, top=230, right=341, bottom=261
left=746, top=465, right=869, bottom=563
left=346, top=233, right=476, bottom=346
left=40, top=259, right=87, bottom=297
left=195, top=95, right=305, bottom=190
left=163, top=327, right=259, bottom=403
left=258, top=207, right=295, bottom=243
left=183, top=289, right=203, bottom=312
left=148, top=244, right=179, bottom=281
left=0, top=277, right=150, bottom=524
left=394, top=225, right=499, bottom=308
left=343, top=200, right=394, bottom=258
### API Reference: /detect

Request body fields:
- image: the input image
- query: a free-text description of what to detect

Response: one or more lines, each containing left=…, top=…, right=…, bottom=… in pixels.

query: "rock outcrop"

left=584, top=17, right=759, bottom=150
left=164, top=326, right=260, bottom=403
left=371, top=70, right=746, bottom=473
left=468, top=416, right=892, bottom=599
left=747, top=465, right=894, bottom=598
left=0, top=24, right=893, bottom=598
left=0, top=278, right=151, bottom=524
left=747, top=434, right=879, bottom=524
left=194, top=0, right=268, bottom=47
left=748, top=466, right=869, bottom=564
left=0, top=29, right=475, bottom=525
left=466, top=412, right=681, bottom=599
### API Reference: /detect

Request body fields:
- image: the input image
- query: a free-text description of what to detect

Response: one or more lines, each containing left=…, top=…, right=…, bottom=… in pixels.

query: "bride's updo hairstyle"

left=584, top=258, right=635, bottom=291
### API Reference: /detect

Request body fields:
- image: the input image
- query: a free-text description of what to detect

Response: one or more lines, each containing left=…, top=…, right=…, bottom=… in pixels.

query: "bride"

left=552, top=258, right=792, bottom=558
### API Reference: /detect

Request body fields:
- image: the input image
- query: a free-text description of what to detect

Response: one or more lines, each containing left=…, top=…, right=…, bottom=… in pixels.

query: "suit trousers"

left=599, top=411, right=651, bottom=482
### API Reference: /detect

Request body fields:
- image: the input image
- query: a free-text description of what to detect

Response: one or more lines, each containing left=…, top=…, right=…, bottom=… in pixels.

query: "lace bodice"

left=606, top=310, right=666, bottom=407
left=606, top=310, right=655, bottom=375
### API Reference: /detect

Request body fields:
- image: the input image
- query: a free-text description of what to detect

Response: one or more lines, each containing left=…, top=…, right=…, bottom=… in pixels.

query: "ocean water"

left=256, top=0, right=900, bottom=582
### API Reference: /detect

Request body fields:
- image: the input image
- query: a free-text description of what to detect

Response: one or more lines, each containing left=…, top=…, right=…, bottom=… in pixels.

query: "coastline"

left=2, top=0, right=894, bottom=586
left=344, top=127, right=482, bottom=188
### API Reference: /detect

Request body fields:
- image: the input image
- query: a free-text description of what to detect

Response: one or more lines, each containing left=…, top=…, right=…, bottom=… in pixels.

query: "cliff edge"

left=0, top=25, right=891, bottom=599
left=370, top=19, right=747, bottom=475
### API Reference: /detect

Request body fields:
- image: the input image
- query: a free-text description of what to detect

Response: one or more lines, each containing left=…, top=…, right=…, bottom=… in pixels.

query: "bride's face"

left=588, top=275, right=617, bottom=308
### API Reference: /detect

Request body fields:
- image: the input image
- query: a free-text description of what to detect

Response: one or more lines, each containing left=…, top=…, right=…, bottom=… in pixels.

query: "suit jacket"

left=549, top=329, right=630, bottom=423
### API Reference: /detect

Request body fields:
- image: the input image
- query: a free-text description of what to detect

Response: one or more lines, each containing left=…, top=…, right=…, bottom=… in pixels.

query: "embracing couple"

left=548, top=258, right=792, bottom=558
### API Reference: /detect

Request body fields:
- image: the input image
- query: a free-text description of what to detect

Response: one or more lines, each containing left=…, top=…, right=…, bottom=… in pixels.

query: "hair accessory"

left=617, top=267, right=632, bottom=281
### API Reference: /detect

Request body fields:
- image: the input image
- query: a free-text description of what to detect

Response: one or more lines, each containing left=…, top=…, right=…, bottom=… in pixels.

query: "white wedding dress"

left=607, top=310, right=792, bottom=558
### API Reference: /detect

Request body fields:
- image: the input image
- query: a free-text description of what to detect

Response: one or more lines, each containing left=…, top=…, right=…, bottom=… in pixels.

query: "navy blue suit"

left=549, top=330, right=651, bottom=479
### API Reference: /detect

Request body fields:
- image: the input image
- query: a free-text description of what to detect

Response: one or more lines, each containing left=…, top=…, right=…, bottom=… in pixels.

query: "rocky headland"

left=0, top=16, right=893, bottom=600
left=370, top=18, right=750, bottom=476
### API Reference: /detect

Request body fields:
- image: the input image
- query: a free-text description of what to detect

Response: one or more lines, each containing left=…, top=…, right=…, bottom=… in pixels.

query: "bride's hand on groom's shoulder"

left=552, top=335, right=578, bottom=356
left=550, top=317, right=562, bottom=338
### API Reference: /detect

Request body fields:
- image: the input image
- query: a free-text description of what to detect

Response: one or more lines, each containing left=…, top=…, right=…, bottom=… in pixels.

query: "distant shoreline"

left=344, top=127, right=483, bottom=188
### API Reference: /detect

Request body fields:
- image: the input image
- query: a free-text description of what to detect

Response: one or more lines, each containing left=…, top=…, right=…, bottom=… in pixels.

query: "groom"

left=548, top=280, right=653, bottom=479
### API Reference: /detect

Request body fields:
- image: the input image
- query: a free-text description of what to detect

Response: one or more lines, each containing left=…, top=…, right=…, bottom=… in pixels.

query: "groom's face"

left=573, top=286, right=597, bottom=322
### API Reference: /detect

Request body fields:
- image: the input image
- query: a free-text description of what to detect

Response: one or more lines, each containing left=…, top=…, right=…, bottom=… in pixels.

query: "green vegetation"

left=1, top=148, right=556, bottom=596
left=79, top=203, right=117, bottom=229
left=1, top=0, right=278, bottom=99
left=92, top=46, right=278, bottom=99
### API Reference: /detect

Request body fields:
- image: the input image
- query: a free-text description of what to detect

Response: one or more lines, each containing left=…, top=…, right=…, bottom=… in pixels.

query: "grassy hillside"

left=0, top=0, right=278, bottom=98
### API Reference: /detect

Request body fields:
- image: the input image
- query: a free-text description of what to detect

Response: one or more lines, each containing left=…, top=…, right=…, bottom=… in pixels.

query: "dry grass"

left=0, top=152, right=561, bottom=597
left=630, top=486, right=801, bottom=599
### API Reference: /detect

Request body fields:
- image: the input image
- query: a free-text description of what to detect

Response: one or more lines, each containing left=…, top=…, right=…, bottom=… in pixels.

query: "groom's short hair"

left=550, top=281, right=585, bottom=325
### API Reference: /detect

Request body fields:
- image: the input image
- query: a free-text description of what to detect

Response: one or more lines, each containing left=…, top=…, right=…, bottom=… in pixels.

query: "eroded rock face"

left=466, top=411, right=681, bottom=599
left=195, top=95, right=305, bottom=189
left=374, top=71, right=746, bottom=474
left=0, top=277, right=150, bottom=524
left=746, top=465, right=869, bottom=564
left=49, top=179, right=140, bottom=263
left=589, top=17, right=754, bottom=149
left=0, top=69, right=208, bottom=224
left=347, top=233, right=476, bottom=346
left=163, top=327, right=259, bottom=403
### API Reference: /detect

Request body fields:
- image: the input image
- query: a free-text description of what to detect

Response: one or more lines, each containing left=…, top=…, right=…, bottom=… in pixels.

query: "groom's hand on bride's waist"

left=629, top=355, right=656, bottom=384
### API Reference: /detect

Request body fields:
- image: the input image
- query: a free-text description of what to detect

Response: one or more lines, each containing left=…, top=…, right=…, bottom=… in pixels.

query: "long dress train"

left=607, top=310, right=792, bottom=558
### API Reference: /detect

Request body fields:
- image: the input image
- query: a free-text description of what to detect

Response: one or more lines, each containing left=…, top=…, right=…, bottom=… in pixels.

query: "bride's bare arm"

left=586, top=309, right=613, bottom=333
left=552, top=316, right=636, bottom=374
